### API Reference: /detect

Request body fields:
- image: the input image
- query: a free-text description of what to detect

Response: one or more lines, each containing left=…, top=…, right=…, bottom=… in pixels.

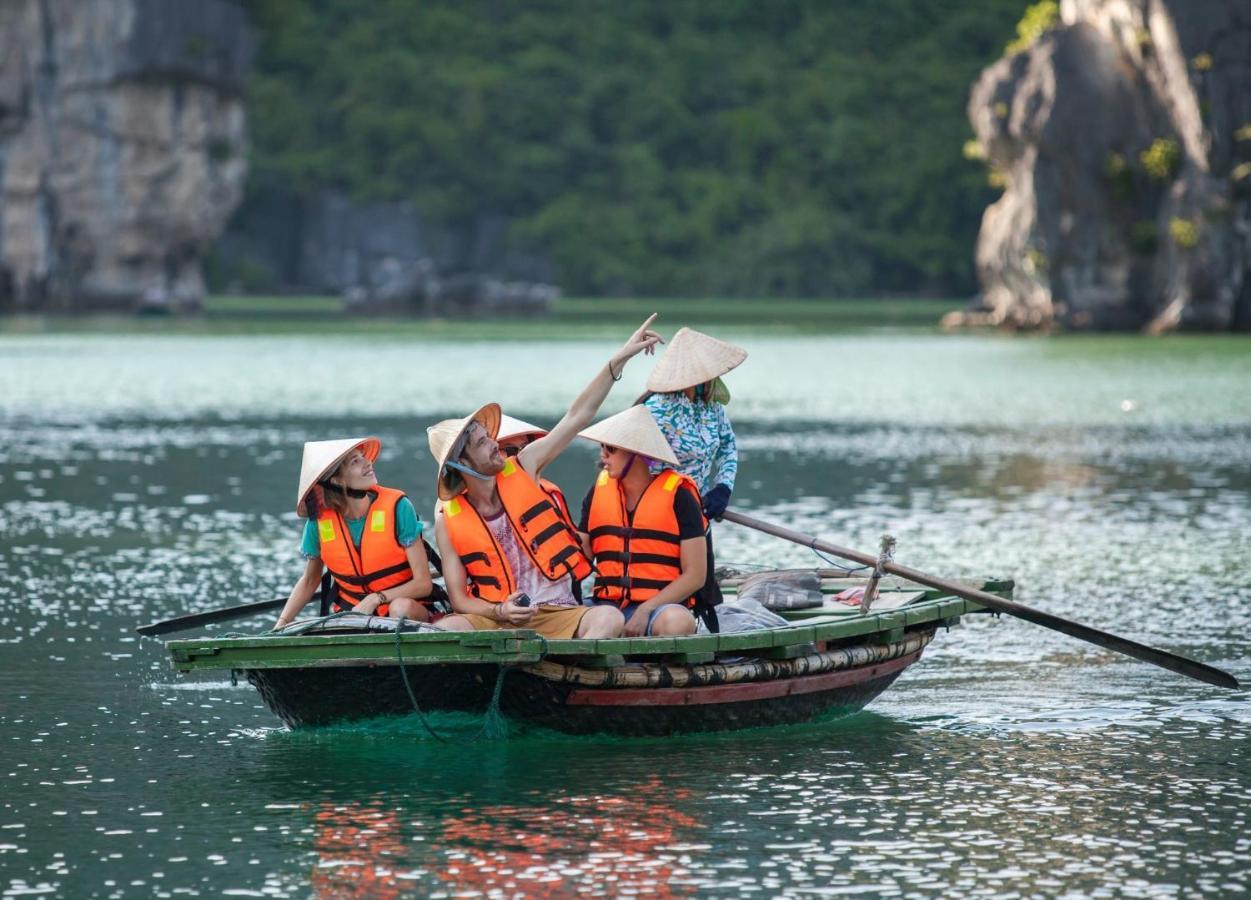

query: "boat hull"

left=244, top=638, right=927, bottom=735
left=499, top=646, right=923, bottom=735
left=248, top=663, right=500, bottom=729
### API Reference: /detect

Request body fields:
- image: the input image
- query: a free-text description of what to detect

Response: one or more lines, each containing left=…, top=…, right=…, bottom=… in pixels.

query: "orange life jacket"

left=316, top=486, right=413, bottom=611
left=541, top=477, right=575, bottom=531
left=587, top=468, right=705, bottom=607
left=443, top=458, right=593, bottom=602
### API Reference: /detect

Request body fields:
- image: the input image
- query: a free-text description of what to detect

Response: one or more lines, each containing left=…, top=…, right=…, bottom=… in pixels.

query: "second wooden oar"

left=136, top=598, right=287, bottom=637
left=721, top=509, right=1240, bottom=690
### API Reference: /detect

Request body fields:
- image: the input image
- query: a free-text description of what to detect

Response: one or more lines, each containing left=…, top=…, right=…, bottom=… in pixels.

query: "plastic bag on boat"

left=697, top=597, right=790, bottom=634
left=737, top=570, right=824, bottom=611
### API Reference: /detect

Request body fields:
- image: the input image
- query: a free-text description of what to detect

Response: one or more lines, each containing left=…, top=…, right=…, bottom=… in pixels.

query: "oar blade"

left=1000, top=601, right=1240, bottom=690
left=136, top=598, right=287, bottom=637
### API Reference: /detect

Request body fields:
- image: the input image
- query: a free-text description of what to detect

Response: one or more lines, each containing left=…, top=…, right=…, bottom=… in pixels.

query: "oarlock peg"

left=860, top=533, right=897, bottom=614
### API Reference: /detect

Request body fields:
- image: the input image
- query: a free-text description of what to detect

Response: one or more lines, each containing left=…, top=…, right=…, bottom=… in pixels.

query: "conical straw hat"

left=578, top=405, right=679, bottom=466
left=645, top=327, right=747, bottom=393
left=497, top=414, right=547, bottom=443
left=295, top=437, right=381, bottom=517
left=426, top=402, right=502, bottom=500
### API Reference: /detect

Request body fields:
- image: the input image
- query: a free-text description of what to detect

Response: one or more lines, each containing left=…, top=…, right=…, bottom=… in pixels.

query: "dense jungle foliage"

left=244, top=0, right=1026, bottom=297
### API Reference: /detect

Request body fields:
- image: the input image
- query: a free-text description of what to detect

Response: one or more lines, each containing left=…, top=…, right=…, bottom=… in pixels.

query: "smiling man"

left=428, top=316, right=662, bottom=640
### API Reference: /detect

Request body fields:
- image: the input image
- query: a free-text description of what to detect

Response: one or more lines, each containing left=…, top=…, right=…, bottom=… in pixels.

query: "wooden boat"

left=165, top=572, right=1013, bottom=736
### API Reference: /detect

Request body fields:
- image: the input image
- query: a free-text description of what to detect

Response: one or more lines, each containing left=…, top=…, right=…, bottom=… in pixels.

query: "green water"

left=2, top=331, right=1249, bottom=896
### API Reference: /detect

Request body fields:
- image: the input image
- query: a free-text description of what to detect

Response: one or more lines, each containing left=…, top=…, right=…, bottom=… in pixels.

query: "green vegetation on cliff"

left=245, top=0, right=1024, bottom=297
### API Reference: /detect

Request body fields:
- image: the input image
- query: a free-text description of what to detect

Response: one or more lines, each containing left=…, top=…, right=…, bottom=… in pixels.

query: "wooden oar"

left=136, top=598, right=286, bottom=637
left=721, top=509, right=1240, bottom=690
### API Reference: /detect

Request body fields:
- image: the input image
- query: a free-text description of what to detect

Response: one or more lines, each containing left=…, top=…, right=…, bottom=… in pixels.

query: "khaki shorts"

left=460, top=604, right=590, bottom=640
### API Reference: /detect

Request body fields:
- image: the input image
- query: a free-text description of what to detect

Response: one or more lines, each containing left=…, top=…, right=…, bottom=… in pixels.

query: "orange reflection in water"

left=306, top=779, right=702, bottom=897
left=311, top=803, right=412, bottom=900
left=435, top=780, right=701, bottom=897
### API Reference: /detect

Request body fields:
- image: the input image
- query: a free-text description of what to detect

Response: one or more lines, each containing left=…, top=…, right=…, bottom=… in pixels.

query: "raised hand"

left=620, top=313, right=663, bottom=360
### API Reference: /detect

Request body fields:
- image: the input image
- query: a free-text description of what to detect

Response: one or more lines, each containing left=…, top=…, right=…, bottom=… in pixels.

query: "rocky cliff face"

left=958, top=0, right=1251, bottom=331
left=0, top=0, right=252, bottom=313
left=213, top=187, right=560, bottom=316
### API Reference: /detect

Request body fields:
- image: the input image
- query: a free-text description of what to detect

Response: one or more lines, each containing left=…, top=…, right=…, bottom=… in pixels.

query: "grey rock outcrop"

left=215, top=187, right=560, bottom=315
left=957, top=0, right=1251, bottom=332
left=0, top=0, right=252, bottom=313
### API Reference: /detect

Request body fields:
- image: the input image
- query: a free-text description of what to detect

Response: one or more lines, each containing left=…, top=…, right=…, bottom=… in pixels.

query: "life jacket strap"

left=328, top=561, right=411, bottom=587
left=528, top=522, right=565, bottom=553
left=548, top=544, right=582, bottom=574
left=518, top=500, right=554, bottom=527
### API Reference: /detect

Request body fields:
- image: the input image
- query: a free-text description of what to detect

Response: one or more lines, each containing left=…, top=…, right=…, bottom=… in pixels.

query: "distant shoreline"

left=0, top=296, right=964, bottom=338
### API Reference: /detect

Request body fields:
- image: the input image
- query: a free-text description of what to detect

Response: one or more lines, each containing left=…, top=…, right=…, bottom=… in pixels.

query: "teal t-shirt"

left=301, top=496, right=424, bottom=559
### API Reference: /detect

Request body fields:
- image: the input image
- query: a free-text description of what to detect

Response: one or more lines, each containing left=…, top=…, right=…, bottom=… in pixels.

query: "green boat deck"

left=167, top=577, right=1011, bottom=673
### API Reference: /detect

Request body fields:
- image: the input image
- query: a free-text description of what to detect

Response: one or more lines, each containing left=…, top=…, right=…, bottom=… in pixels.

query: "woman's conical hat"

left=426, top=402, right=502, bottom=500
left=497, top=414, right=547, bottom=443
left=578, top=405, right=679, bottom=466
left=296, top=437, right=381, bottom=517
left=645, top=327, right=747, bottom=393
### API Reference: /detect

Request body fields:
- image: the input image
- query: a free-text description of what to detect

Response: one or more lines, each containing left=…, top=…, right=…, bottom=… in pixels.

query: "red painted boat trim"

left=564, top=648, right=923, bottom=707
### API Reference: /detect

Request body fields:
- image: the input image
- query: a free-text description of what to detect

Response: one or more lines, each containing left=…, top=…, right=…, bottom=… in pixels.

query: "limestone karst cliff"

left=0, top=0, right=252, bottom=313
left=957, top=0, right=1251, bottom=332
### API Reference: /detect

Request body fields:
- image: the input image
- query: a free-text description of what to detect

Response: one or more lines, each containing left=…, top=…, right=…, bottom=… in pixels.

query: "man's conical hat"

left=645, top=327, right=747, bottom=393
left=426, top=402, right=502, bottom=500
left=497, top=414, right=547, bottom=443
left=296, top=437, right=381, bottom=517
left=578, top=405, right=679, bottom=466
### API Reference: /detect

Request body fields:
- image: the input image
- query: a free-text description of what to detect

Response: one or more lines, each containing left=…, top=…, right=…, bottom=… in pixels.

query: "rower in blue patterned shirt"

left=638, top=327, right=748, bottom=630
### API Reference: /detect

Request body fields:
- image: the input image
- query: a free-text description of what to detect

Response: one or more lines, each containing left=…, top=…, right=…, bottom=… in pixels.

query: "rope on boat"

left=521, top=629, right=934, bottom=689
left=809, top=547, right=871, bottom=575
left=392, top=627, right=551, bottom=742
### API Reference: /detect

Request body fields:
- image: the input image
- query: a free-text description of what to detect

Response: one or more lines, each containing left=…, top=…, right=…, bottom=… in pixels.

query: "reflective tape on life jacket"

left=443, top=459, right=593, bottom=602
left=316, top=486, right=413, bottom=610
left=588, top=468, right=705, bottom=607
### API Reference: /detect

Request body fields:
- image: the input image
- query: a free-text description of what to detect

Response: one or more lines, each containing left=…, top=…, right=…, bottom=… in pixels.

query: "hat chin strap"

left=445, top=460, right=494, bottom=482
left=320, top=482, right=371, bottom=499
left=621, top=452, right=640, bottom=479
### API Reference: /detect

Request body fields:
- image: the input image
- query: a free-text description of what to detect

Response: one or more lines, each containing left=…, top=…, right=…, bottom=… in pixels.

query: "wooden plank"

left=665, top=651, right=717, bottom=664
left=578, top=638, right=635, bottom=656
left=871, top=626, right=906, bottom=645
left=670, top=634, right=720, bottom=653
left=170, top=634, right=547, bottom=671
left=166, top=629, right=478, bottom=652
left=626, top=637, right=678, bottom=654
left=771, top=624, right=816, bottom=646
left=543, top=638, right=598, bottom=656
left=173, top=647, right=545, bottom=673
left=808, top=617, right=892, bottom=642
left=755, top=642, right=818, bottom=659
left=713, top=630, right=779, bottom=652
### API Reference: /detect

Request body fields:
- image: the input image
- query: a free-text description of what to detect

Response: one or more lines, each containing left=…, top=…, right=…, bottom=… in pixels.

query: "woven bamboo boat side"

left=523, top=630, right=933, bottom=688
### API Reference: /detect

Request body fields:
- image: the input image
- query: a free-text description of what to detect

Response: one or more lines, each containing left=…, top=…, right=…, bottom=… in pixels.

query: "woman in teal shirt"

left=275, top=437, right=435, bottom=628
